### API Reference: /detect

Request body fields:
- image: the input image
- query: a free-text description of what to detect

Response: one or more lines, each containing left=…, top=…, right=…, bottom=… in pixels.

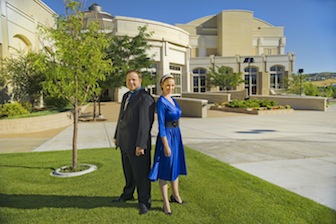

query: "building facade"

left=0, top=0, right=55, bottom=103
left=84, top=6, right=295, bottom=99
left=82, top=4, right=190, bottom=101
left=0, top=0, right=55, bottom=59
left=1, top=1, right=295, bottom=104
left=176, top=10, right=295, bottom=96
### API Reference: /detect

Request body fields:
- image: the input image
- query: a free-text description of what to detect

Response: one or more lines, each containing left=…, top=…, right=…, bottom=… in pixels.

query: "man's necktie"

left=123, top=93, right=132, bottom=111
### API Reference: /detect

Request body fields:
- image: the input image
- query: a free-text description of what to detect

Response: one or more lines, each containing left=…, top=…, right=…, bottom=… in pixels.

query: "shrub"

left=44, top=96, right=69, bottom=111
left=258, top=99, right=277, bottom=107
left=0, top=102, right=30, bottom=118
left=266, top=105, right=273, bottom=110
left=228, top=99, right=278, bottom=109
left=19, top=101, right=33, bottom=112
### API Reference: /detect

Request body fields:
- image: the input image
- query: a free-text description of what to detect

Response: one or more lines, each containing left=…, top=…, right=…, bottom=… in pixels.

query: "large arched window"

left=12, top=34, right=32, bottom=52
left=270, top=65, right=285, bottom=89
left=192, top=68, right=207, bottom=92
left=244, top=66, right=258, bottom=95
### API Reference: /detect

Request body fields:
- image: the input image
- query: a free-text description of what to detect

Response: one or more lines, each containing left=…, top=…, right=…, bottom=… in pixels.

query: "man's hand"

left=136, top=147, right=145, bottom=156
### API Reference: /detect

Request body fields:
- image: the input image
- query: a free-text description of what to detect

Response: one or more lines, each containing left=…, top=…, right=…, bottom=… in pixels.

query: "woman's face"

left=161, top=78, right=175, bottom=95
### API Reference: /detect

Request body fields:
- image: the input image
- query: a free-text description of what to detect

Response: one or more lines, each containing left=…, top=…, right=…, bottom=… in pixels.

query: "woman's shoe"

left=162, top=206, right=172, bottom=215
left=170, top=195, right=186, bottom=204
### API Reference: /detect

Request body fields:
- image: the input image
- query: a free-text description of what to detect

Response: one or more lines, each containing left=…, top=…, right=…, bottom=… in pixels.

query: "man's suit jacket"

left=114, top=89, right=155, bottom=153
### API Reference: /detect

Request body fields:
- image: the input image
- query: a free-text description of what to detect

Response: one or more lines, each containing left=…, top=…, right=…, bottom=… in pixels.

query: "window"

left=170, top=65, right=182, bottom=95
left=244, top=67, right=258, bottom=95
left=270, top=66, right=284, bottom=89
left=192, top=68, right=207, bottom=92
left=146, top=63, right=158, bottom=95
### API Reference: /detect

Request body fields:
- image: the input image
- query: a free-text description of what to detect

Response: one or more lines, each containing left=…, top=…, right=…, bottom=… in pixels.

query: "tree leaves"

left=207, top=65, right=244, bottom=91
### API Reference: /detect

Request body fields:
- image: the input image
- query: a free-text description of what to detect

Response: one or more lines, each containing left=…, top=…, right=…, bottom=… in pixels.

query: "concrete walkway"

left=1, top=102, right=336, bottom=210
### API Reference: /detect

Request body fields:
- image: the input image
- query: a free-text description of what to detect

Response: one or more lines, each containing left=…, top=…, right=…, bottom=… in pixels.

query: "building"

left=0, top=0, right=55, bottom=60
left=82, top=3, right=190, bottom=101
left=83, top=6, right=295, bottom=100
left=1, top=1, right=295, bottom=104
left=0, top=0, right=55, bottom=103
left=176, top=10, right=295, bottom=96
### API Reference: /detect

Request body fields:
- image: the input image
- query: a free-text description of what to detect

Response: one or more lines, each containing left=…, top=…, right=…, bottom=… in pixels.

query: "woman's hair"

left=160, top=74, right=174, bottom=84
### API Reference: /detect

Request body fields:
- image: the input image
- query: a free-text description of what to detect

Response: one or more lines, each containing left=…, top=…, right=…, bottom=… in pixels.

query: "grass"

left=0, top=147, right=335, bottom=224
left=1, top=110, right=61, bottom=120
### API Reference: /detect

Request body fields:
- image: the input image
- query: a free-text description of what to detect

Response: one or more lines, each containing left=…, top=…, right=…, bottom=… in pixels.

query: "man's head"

left=126, top=70, right=142, bottom=92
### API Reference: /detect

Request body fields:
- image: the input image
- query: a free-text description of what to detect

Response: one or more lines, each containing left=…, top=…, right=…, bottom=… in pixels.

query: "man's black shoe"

left=111, top=196, right=134, bottom=203
left=139, top=203, right=149, bottom=215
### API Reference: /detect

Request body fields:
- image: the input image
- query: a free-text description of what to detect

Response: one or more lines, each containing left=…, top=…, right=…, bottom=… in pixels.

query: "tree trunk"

left=72, top=101, right=78, bottom=169
left=93, top=98, right=97, bottom=121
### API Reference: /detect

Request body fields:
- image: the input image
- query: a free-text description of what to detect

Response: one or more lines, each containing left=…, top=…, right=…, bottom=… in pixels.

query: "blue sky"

left=43, top=0, right=336, bottom=74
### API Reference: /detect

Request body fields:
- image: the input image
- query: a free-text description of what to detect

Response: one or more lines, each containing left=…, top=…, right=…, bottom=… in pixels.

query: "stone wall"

left=0, top=111, right=73, bottom=134
left=182, top=90, right=246, bottom=104
left=154, top=95, right=208, bottom=118
left=250, top=95, right=327, bottom=111
left=182, top=92, right=230, bottom=104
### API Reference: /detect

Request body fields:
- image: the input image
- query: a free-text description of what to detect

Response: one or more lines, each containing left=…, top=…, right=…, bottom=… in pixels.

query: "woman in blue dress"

left=149, top=74, right=187, bottom=215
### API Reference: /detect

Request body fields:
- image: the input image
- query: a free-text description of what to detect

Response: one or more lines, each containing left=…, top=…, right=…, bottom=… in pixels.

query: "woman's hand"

left=164, top=146, right=171, bottom=157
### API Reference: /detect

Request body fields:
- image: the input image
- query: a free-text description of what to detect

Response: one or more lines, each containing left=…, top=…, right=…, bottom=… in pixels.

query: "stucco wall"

left=0, top=110, right=73, bottom=134
left=153, top=95, right=208, bottom=118
left=250, top=95, right=327, bottom=111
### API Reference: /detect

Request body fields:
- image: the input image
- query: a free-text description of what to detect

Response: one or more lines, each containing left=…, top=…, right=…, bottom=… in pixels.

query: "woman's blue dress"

left=149, top=96, right=187, bottom=182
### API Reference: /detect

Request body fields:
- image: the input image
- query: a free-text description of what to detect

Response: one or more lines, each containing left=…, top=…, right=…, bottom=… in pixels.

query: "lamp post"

left=298, top=68, right=304, bottom=97
left=244, top=57, right=254, bottom=96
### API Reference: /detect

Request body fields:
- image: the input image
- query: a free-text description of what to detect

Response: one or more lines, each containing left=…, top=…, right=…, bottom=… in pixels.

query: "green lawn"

left=0, top=147, right=335, bottom=224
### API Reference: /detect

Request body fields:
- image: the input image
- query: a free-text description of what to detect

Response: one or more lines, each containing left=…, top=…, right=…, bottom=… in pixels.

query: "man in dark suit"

left=113, top=70, right=155, bottom=215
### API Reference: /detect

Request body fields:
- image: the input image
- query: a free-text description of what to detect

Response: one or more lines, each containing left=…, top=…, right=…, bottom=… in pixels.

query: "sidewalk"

left=1, top=102, right=336, bottom=210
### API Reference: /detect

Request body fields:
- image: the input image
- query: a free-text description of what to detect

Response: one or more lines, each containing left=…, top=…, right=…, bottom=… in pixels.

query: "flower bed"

left=210, top=99, right=294, bottom=115
left=221, top=107, right=294, bottom=115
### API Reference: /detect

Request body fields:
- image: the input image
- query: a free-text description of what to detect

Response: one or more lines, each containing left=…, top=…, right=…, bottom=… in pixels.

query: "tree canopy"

left=104, top=25, right=155, bottom=90
left=207, top=65, right=244, bottom=91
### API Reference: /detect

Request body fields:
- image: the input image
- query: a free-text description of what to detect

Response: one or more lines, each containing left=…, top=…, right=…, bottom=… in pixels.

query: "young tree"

left=89, top=26, right=154, bottom=120
left=105, top=26, right=155, bottom=90
left=87, top=26, right=155, bottom=120
left=40, top=0, right=112, bottom=169
left=207, top=65, right=244, bottom=91
left=286, top=72, right=309, bottom=95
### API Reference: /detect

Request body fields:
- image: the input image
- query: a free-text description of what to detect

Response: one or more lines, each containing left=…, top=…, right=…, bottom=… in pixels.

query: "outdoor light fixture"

left=244, top=57, right=254, bottom=96
left=243, top=57, right=254, bottom=63
left=298, top=69, right=304, bottom=73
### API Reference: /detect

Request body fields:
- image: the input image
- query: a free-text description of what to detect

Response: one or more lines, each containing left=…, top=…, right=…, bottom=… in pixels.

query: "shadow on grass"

left=0, top=194, right=137, bottom=209
left=0, top=164, right=55, bottom=171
